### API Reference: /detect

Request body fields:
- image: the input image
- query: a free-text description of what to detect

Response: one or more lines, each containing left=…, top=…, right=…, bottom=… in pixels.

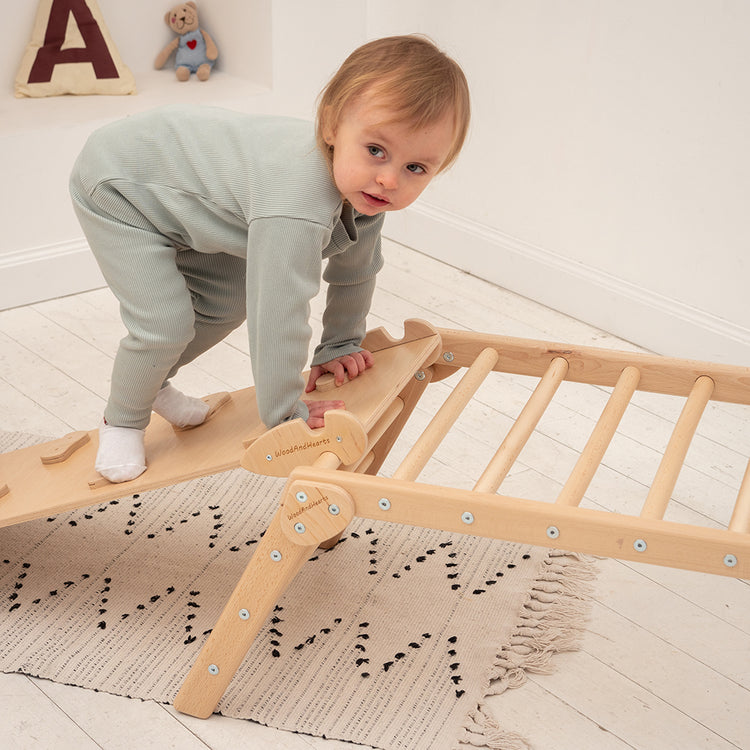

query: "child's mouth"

left=362, top=192, right=390, bottom=208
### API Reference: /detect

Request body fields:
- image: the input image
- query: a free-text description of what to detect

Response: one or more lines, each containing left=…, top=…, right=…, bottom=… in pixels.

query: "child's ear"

left=320, top=107, right=336, bottom=145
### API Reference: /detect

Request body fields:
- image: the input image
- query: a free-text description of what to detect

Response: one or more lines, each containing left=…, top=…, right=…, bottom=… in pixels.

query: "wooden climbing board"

left=0, top=321, right=440, bottom=528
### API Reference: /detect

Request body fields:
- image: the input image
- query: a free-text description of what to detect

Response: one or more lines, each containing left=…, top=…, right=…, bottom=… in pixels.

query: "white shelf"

left=1, top=69, right=270, bottom=136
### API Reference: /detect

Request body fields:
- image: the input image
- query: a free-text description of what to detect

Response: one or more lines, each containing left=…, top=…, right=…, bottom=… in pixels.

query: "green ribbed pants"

left=70, top=174, right=247, bottom=429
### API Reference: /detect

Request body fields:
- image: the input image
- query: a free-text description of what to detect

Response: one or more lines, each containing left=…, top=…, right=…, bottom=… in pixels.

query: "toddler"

left=69, top=35, right=470, bottom=483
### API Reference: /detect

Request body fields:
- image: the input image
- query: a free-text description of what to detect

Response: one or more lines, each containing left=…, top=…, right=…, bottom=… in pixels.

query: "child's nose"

left=376, top=167, right=398, bottom=190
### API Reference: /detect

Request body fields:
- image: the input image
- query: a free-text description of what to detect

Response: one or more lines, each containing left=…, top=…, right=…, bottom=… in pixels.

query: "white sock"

left=96, top=421, right=146, bottom=483
left=152, top=383, right=210, bottom=428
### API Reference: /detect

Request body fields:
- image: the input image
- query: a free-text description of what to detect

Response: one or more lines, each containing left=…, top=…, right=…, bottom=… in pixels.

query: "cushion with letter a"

left=15, top=0, right=137, bottom=97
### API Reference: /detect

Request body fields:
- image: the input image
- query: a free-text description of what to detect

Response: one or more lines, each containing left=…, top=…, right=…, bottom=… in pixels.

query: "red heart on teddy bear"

left=187, top=40, right=197, bottom=50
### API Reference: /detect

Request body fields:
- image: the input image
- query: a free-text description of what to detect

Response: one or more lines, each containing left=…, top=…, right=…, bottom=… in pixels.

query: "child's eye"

left=368, top=145, right=385, bottom=158
left=406, top=163, right=426, bottom=174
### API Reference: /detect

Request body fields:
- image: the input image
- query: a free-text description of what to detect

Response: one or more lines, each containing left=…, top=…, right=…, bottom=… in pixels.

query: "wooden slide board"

left=0, top=321, right=440, bottom=529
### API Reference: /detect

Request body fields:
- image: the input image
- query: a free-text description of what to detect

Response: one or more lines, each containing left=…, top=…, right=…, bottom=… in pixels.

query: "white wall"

left=369, top=0, right=750, bottom=363
left=0, top=0, right=360, bottom=309
left=2, top=1, right=748, bottom=364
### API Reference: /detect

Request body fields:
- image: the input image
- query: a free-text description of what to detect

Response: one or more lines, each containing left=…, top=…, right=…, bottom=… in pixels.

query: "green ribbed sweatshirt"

left=71, top=105, right=384, bottom=427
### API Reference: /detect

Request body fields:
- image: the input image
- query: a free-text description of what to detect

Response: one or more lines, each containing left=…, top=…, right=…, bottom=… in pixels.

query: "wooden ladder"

left=172, top=324, right=750, bottom=718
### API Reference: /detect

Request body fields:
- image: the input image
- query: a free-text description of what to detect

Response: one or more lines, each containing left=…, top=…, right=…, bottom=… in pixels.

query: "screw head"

left=633, top=539, right=648, bottom=552
left=328, top=504, right=340, bottom=516
left=239, top=608, right=250, bottom=620
left=295, top=491, right=308, bottom=503
left=443, top=351, right=455, bottom=362
left=415, top=370, right=426, bottom=381
left=270, top=550, right=282, bottom=562
left=265, top=454, right=272, bottom=462
left=294, top=522, right=306, bottom=534
left=461, top=511, right=474, bottom=525
left=378, top=498, right=391, bottom=511
left=723, top=553, right=738, bottom=568
left=546, top=526, right=560, bottom=539
left=336, top=435, right=343, bottom=443
left=208, top=664, right=219, bottom=675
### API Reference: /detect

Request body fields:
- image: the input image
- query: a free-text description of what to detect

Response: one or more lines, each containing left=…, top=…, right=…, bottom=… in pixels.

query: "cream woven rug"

left=0, top=433, right=596, bottom=750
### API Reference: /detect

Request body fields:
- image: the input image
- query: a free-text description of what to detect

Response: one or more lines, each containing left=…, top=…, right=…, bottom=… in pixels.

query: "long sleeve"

left=312, top=212, right=385, bottom=366
left=245, top=216, right=332, bottom=428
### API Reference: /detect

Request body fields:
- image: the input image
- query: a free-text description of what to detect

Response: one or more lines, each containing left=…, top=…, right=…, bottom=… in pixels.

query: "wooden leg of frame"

left=174, top=509, right=317, bottom=718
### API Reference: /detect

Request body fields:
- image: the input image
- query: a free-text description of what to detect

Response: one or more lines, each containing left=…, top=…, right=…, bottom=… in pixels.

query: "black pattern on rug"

left=0, top=434, right=596, bottom=750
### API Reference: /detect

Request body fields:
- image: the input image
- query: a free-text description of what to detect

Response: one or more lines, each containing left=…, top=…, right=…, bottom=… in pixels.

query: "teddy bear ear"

left=187, top=1, right=197, bottom=9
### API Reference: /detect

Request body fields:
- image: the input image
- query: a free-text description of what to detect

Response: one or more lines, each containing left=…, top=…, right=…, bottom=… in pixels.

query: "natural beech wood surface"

left=437, top=329, right=750, bottom=404
left=0, top=321, right=440, bottom=529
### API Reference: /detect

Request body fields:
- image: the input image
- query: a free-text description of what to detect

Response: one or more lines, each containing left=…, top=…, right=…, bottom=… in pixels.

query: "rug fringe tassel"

left=460, top=704, right=531, bottom=750
left=458, top=550, right=597, bottom=749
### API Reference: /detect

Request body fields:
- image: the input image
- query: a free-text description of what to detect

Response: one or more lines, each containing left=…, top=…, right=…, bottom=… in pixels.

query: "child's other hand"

left=304, top=399, right=345, bottom=429
left=305, top=350, right=374, bottom=393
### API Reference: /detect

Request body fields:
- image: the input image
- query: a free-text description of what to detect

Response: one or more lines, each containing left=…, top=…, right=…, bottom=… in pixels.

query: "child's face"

left=324, top=97, right=455, bottom=216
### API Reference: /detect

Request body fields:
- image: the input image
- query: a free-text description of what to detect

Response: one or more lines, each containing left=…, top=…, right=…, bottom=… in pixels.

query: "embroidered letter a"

left=28, top=0, right=118, bottom=82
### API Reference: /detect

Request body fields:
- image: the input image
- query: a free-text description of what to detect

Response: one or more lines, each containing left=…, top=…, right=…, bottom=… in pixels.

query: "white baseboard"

left=4, top=219, right=750, bottom=367
left=0, top=240, right=105, bottom=311
left=384, top=204, right=750, bottom=365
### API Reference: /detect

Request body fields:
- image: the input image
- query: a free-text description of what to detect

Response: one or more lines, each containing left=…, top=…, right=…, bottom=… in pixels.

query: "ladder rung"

left=315, top=452, right=343, bottom=470
left=394, top=347, right=499, bottom=482
left=557, top=366, right=641, bottom=506
left=729, top=459, right=750, bottom=533
left=474, top=356, right=569, bottom=493
left=640, top=375, right=714, bottom=520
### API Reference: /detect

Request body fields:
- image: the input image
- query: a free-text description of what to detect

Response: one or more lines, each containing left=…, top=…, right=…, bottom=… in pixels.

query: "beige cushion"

left=15, top=0, right=136, bottom=98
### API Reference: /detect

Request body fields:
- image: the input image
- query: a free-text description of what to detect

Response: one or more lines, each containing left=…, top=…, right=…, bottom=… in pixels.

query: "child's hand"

left=303, top=399, right=345, bottom=429
left=305, top=350, right=374, bottom=393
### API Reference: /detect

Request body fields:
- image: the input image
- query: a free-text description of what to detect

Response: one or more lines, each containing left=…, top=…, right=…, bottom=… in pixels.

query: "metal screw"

left=633, top=539, right=648, bottom=552
left=295, top=491, right=308, bottom=503
left=239, top=609, right=250, bottom=620
left=461, top=511, right=474, bottom=525
left=265, top=454, right=272, bottom=462
left=723, top=554, right=738, bottom=568
left=328, top=504, right=340, bottom=516
left=443, top=351, right=455, bottom=362
left=378, top=498, right=391, bottom=511
left=270, top=550, right=282, bottom=562
left=546, top=526, right=560, bottom=539
left=208, top=664, right=219, bottom=675
left=294, top=522, right=306, bottom=534
left=336, top=435, right=343, bottom=443
left=415, top=370, right=426, bottom=381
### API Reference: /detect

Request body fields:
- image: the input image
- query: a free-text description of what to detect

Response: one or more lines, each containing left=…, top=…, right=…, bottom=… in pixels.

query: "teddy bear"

left=154, top=2, right=218, bottom=81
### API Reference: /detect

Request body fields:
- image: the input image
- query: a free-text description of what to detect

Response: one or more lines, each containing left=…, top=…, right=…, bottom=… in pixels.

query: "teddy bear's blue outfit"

left=69, top=105, right=383, bottom=430
left=175, top=29, right=213, bottom=73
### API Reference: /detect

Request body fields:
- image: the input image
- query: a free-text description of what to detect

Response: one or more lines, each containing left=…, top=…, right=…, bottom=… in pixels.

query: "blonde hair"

left=316, top=35, right=470, bottom=173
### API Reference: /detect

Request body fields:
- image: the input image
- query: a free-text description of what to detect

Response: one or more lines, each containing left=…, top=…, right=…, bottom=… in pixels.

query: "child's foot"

left=152, top=384, right=210, bottom=428
left=96, top=421, right=146, bottom=483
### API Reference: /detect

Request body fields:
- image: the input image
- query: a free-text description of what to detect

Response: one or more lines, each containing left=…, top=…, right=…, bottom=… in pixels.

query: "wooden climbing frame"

left=0, top=319, right=748, bottom=719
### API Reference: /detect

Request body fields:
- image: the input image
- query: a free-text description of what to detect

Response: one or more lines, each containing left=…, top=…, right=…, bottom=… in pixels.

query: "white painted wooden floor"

left=1, top=239, right=748, bottom=750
